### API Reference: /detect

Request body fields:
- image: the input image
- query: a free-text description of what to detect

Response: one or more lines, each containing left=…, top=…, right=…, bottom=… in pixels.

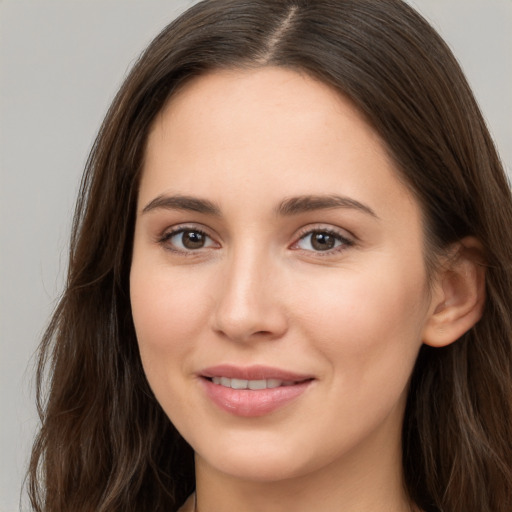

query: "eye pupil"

left=311, top=232, right=335, bottom=251
left=182, top=230, right=205, bottom=249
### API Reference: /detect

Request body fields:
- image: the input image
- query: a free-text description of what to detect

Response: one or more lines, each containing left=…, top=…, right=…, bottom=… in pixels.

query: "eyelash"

left=157, top=225, right=354, bottom=256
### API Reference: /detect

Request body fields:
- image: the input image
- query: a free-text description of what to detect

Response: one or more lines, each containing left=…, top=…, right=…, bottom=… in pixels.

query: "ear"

left=422, top=237, right=486, bottom=348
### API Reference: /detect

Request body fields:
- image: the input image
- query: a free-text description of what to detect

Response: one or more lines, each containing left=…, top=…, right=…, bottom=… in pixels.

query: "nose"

left=211, top=248, right=288, bottom=343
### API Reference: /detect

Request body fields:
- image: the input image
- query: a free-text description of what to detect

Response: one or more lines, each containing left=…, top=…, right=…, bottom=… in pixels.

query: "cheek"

left=291, top=257, right=429, bottom=383
left=130, top=263, right=212, bottom=372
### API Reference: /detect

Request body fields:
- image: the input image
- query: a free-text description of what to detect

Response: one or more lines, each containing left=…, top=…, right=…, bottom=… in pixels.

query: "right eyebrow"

left=141, top=194, right=221, bottom=216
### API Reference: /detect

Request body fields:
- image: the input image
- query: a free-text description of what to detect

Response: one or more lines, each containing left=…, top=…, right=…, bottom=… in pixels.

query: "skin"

left=130, top=67, right=461, bottom=512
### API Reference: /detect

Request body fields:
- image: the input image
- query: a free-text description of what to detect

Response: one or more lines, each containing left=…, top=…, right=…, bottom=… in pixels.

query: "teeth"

left=267, top=379, right=281, bottom=388
left=210, top=377, right=294, bottom=389
left=231, top=378, right=248, bottom=389
left=248, top=379, right=266, bottom=390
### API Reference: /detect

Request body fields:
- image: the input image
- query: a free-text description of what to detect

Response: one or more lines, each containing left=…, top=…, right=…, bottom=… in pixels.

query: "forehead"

left=141, top=67, right=418, bottom=225
left=150, top=66, right=376, bottom=157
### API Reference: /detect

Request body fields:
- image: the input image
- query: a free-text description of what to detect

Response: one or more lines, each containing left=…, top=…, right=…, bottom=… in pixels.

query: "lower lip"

left=201, top=378, right=312, bottom=417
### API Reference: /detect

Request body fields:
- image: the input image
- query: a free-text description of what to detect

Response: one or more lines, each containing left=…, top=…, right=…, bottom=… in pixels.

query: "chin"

left=195, top=438, right=323, bottom=483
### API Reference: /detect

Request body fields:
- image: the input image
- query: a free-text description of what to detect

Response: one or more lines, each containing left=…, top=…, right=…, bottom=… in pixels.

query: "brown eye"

left=311, top=232, right=336, bottom=251
left=161, top=228, right=217, bottom=252
left=181, top=230, right=206, bottom=249
left=295, top=229, right=352, bottom=253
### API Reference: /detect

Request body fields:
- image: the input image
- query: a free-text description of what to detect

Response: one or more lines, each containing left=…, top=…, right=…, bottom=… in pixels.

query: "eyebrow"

left=142, top=193, right=377, bottom=219
left=142, top=194, right=221, bottom=216
left=276, top=194, right=378, bottom=218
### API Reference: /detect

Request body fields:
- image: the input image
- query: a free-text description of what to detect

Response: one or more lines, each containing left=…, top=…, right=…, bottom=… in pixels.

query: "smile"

left=200, top=365, right=314, bottom=417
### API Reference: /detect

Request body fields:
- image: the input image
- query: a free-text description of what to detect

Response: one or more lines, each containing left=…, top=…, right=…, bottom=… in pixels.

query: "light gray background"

left=1, top=1, right=510, bottom=510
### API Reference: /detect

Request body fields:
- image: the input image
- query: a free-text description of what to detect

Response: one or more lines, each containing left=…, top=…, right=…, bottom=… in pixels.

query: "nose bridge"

left=212, top=241, right=287, bottom=342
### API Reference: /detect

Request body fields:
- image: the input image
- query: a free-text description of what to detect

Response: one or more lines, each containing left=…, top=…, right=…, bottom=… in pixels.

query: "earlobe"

left=422, top=237, right=486, bottom=348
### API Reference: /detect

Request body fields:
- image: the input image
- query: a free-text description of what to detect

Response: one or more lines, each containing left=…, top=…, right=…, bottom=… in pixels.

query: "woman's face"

left=130, top=67, right=437, bottom=482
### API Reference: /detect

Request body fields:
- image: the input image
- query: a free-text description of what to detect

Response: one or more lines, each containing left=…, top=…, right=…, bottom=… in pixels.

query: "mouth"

left=199, top=365, right=315, bottom=417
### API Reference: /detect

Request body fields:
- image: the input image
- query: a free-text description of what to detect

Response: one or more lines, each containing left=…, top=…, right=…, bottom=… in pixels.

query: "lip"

left=200, top=364, right=314, bottom=382
left=199, top=364, right=315, bottom=417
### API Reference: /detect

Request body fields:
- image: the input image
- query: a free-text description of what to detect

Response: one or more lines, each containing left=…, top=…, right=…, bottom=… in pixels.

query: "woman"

left=28, top=1, right=512, bottom=511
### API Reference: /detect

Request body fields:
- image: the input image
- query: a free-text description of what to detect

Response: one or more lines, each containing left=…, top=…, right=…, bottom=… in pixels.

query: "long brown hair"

left=28, top=1, right=512, bottom=511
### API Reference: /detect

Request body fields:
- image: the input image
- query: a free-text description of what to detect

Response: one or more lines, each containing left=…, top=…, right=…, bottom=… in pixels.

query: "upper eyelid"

left=160, top=223, right=215, bottom=238
left=293, top=224, right=355, bottom=241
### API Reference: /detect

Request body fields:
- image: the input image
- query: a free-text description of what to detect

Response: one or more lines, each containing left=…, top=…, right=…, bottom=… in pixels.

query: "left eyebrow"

left=276, top=194, right=378, bottom=219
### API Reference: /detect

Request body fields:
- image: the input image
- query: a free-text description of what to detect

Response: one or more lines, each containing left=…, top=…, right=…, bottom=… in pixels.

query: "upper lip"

left=200, top=364, right=314, bottom=382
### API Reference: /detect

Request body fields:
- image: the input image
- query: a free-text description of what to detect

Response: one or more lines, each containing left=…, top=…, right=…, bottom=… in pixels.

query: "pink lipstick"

left=200, top=365, right=314, bottom=417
